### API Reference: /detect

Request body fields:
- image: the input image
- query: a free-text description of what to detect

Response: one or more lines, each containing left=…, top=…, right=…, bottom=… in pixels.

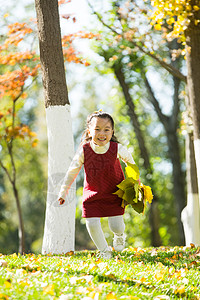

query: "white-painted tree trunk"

left=181, top=134, right=200, bottom=246
left=194, top=139, right=200, bottom=208
left=42, top=104, right=76, bottom=254
left=181, top=193, right=200, bottom=246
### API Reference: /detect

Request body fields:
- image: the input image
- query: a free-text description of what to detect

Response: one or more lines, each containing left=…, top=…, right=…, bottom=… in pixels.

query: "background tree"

left=34, top=0, right=76, bottom=254
left=88, top=0, right=187, bottom=244
left=150, top=0, right=200, bottom=245
left=0, top=20, right=40, bottom=253
left=0, top=3, right=96, bottom=253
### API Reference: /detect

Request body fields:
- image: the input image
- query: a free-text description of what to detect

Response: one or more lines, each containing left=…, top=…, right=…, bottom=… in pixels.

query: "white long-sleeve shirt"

left=58, top=141, right=135, bottom=200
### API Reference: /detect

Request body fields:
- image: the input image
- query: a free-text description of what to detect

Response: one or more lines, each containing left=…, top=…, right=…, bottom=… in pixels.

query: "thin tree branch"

left=168, top=39, right=181, bottom=128
left=0, top=159, right=13, bottom=184
left=87, top=1, right=187, bottom=83
left=144, top=74, right=169, bottom=130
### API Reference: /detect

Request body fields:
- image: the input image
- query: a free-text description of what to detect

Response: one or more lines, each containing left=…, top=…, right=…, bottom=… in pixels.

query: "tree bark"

left=166, top=128, right=186, bottom=244
left=35, top=0, right=69, bottom=107
left=185, top=7, right=200, bottom=221
left=144, top=74, right=186, bottom=245
left=35, top=0, right=76, bottom=254
left=114, top=66, right=162, bottom=247
left=13, top=183, right=25, bottom=254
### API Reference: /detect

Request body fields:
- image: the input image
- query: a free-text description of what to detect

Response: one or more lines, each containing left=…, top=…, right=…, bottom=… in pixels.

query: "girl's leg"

left=108, top=215, right=126, bottom=251
left=108, top=215, right=125, bottom=234
left=86, top=217, right=109, bottom=251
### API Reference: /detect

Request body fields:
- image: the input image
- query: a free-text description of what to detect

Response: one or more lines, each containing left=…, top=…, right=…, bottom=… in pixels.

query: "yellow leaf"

left=106, top=292, right=117, bottom=300
left=0, top=294, right=9, bottom=300
left=43, top=284, right=55, bottom=295
left=29, top=131, right=37, bottom=137
left=88, top=291, right=99, bottom=299
left=121, top=199, right=125, bottom=208
left=154, top=296, right=170, bottom=300
left=116, top=178, right=135, bottom=191
left=141, top=184, right=153, bottom=203
left=70, top=275, right=93, bottom=285
left=193, top=5, right=200, bottom=11
left=155, top=270, right=166, bottom=281
left=113, top=189, right=124, bottom=198
left=4, top=281, right=11, bottom=288
left=175, top=285, right=185, bottom=295
left=123, top=297, right=140, bottom=300
left=12, top=253, right=18, bottom=259
left=123, top=186, right=136, bottom=203
left=57, top=260, right=62, bottom=267
left=125, top=163, right=139, bottom=180
left=89, top=264, right=98, bottom=272
left=154, top=24, right=162, bottom=30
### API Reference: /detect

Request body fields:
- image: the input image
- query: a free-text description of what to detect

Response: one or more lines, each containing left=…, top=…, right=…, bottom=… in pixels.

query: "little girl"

left=58, top=111, right=136, bottom=259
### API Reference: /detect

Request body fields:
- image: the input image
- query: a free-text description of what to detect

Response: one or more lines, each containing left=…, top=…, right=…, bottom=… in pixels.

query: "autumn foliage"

left=150, top=0, right=200, bottom=42
left=0, top=14, right=99, bottom=148
left=0, top=9, right=100, bottom=254
left=0, top=20, right=39, bottom=147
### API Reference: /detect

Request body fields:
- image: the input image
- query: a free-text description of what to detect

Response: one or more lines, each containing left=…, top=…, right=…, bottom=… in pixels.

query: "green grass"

left=0, top=246, right=200, bottom=299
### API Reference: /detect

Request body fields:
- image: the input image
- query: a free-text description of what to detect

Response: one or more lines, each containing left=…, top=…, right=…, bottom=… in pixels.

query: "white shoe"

left=113, top=234, right=126, bottom=251
left=98, top=246, right=113, bottom=259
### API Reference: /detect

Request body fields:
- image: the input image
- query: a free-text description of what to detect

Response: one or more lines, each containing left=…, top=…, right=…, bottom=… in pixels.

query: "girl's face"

left=88, top=117, right=114, bottom=146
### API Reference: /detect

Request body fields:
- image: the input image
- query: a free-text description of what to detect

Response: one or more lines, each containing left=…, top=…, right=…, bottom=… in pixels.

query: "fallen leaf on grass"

left=88, top=291, right=100, bottom=300
left=174, top=285, right=185, bottom=295
left=15, top=268, right=26, bottom=276
left=4, top=280, right=12, bottom=288
left=154, top=268, right=167, bottom=282
left=153, top=296, right=170, bottom=300
left=70, top=275, right=93, bottom=285
left=106, top=292, right=117, bottom=300
left=59, top=295, right=74, bottom=300
left=105, top=272, right=117, bottom=281
left=189, top=261, right=198, bottom=267
left=121, top=296, right=140, bottom=299
left=0, top=294, right=9, bottom=300
left=0, top=260, right=8, bottom=267
left=16, top=278, right=30, bottom=287
left=76, top=286, right=89, bottom=294
left=65, top=251, right=74, bottom=256
left=43, top=284, right=55, bottom=295
left=89, top=263, right=99, bottom=272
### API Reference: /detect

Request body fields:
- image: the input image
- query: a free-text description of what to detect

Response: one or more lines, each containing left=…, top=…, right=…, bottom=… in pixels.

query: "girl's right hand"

left=58, top=197, right=65, bottom=205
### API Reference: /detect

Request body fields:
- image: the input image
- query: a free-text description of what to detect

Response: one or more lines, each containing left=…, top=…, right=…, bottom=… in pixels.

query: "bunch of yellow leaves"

left=113, top=163, right=153, bottom=214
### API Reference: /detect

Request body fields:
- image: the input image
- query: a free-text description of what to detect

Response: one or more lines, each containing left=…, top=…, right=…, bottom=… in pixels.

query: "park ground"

left=0, top=245, right=200, bottom=299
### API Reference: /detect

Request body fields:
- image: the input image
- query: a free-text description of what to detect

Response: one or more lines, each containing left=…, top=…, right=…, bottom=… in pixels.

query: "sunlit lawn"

left=0, top=245, right=200, bottom=299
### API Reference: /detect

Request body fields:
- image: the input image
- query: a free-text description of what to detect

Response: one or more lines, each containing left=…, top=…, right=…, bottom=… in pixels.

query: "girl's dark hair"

left=81, top=111, right=119, bottom=143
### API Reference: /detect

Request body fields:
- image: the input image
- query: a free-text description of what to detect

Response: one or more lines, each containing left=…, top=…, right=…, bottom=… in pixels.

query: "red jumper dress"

left=82, top=141, right=125, bottom=218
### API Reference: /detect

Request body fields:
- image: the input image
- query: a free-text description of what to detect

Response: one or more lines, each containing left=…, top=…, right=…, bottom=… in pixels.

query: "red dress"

left=82, top=141, right=125, bottom=218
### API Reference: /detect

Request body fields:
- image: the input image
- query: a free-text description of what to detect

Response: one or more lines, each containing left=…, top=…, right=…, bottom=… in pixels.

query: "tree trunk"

left=35, top=0, right=76, bottom=254
left=114, top=67, right=162, bottom=247
left=144, top=73, right=186, bottom=245
left=181, top=133, right=200, bottom=245
left=166, top=128, right=186, bottom=244
left=185, top=9, right=200, bottom=225
left=13, top=183, right=25, bottom=254
left=35, top=0, right=69, bottom=107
